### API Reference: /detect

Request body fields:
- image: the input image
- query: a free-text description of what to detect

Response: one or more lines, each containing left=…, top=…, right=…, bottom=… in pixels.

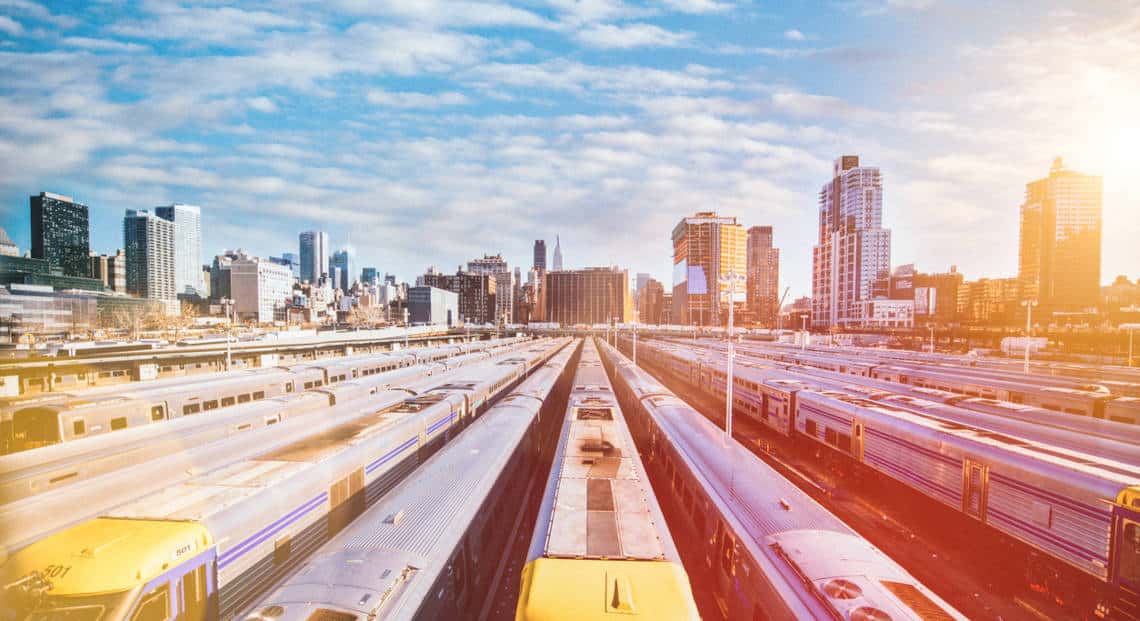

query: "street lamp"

left=718, top=270, right=745, bottom=447
left=800, top=315, right=809, bottom=351
left=1020, top=299, right=1038, bottom=374
left=1122, top=323, right=1140, bottom=368
left=927, top=322, right=935, bottom=354
left=632, top=321, right=637, bottom=365
left=221, top=297, right=234, bottom=372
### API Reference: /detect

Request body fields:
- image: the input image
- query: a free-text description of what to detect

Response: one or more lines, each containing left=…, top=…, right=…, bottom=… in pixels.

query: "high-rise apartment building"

left=671, top=212, right=746, bottom=326
left=89, top=250, right=127, bottom=293
left=361, top=267, right=378, bottom=286
left=298, top=230, right=329, bottom=284
left=533, top=239, right=546, bottom=272
left=30, top=192, right=90, bottom=277
left=552, top=236, right=563, bottom=271
left=746, top=226, right=780, bottom=327
left=544, top=267, right=632, bottom=325
left=0, top=226, right=18, bottom=257
left=154, top=204, right=204, bottom=296
left=230, top=252, right=294, bottom=323
left=123, top=210, right=176, bottom=301
left=468, top=254, right=514, bottom=323
left=812, top=155, right=891, bottom=329
left=1018, top=158, right=1103, bottom=317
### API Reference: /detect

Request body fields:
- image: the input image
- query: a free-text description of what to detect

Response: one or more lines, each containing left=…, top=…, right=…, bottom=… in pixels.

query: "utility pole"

left=1021, top=299, right=1038, bottom=374
left=632, top=322, right=637, bottom=365
left=719, top=270, right=745, bottom=447
left=928, top=323, right=935, bottom=354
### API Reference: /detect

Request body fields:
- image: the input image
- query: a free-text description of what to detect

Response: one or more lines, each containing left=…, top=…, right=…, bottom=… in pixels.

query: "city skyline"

left=0, top=2, right=1137, bottom=300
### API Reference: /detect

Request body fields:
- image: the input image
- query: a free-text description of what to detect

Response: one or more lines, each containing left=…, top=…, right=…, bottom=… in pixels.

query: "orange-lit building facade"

left=671, top=211, right=746, bottom=326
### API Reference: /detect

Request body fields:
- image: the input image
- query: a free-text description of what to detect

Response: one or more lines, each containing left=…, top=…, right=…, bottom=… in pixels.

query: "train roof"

left=0, top=518, right=211, bottom=597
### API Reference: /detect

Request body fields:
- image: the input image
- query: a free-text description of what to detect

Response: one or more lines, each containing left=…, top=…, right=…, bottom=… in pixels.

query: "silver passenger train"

left=634, top=337, right=1140, bottom=619
left=0, top=347, right=507, bottom=505
left=0, top=339, right=570, bottom=621
left=0, top=340, right=558, bottom=554
left=245, top=340, right=579, bottom=621
left=687, top=338, right=1140, bottom=424
left=598, top=339, right=967, bottom=621
left=0, top=339, right=520, bottom=454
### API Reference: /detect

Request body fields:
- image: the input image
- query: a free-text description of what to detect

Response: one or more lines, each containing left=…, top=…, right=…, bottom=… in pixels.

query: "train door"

left=852, top=423, right=865, bottom=462
left=125, top=548, right=217, bottom=621
left=711, top=519, right=737, bottom=620
left=328, top=467, right=366, bottom=536
left=962, top=461, right=989, bottom=521
left=1111, top=502, right=1140, bottom=616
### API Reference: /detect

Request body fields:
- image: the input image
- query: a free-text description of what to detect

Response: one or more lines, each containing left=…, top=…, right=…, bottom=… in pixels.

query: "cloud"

left=662, top=0, right=734, bottom=13
left=771, top=90, right=883, bottom=122
left=575, top=23, right=693, bottom=49
left=246, top=96, right=278, bottom=113
left=0, top=16, right=23, bottom=36
left=784, top=28, right=805, bottom=41
left=0, top=0, right=79, bottom=28
left=61, top=37, right=148, bottom=52
left=366, top=89, right=470, bottom=108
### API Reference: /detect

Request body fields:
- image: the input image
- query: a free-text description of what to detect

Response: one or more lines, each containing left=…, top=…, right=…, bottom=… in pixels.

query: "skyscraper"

left=155, top=204, right=204, bottom=297
left=332, top=249, right=351, bottom=291
left=89, top=250, right=127, bottom=293
left=533, top=239, right=546, bottom=272
left=30, top=192, right=90, bottom=277
left=123, top=210, right=176, bottom=301
left=811, top=155, right=891, bottom=329
left=552, top=236, right=563, bottom=271
left=1018, top=157, right=1103, bottom=316
left=298, top=230, right=328, bottom=284
left=747, top=226, right=780, bottom=327
left=361, top=267, right=379, bottom=286
left=671, top=212, right=746, bottom=326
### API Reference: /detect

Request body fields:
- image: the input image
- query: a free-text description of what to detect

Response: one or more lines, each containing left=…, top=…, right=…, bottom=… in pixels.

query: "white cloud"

left=784, top=28, right=805, bottom=41
left=662, top=0, right=733, bottom=13
left=366, top=89, right=470, bottom=108
left=0, top=16, right=23, bottom=36
left=61, top=37, right=148, bottom=52
left=246, top=96, right=278, bottom=113
left=575, top=23, right=693, bottom=48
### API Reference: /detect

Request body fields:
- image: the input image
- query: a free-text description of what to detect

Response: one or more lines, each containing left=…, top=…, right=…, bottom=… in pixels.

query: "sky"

left=0, top=0, right=1137, bottom=299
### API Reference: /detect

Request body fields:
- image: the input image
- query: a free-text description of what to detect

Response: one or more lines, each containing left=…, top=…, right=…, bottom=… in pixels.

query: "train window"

left=150, top=406, right=165, bottom=421
left=111, top=417, right=128, bottom=431
left=1120, top=522, right=1140, bottom=584
left=837, top=434, right=852, bottom=453
left=130, top=584, right=169, bottom=621
left=303, top=381, right=313, bottom=390
left=825, top=427, right=837, bottom=446
left=183, top=403, right=201, bottom=415
left=253, top=391, right=266, bottom=400
left=805, top=420, right=817, bottom=438
left=285, top=382, right=295, bottom=393
left=73, top=419, right=86, bottom=436
left=238, top=394, right=251, bottom=404
left=203, top=400, right=219, bottom=411
left=719, top=532, right=734, bottom=575
left=221, top=397, right=236, bottom=407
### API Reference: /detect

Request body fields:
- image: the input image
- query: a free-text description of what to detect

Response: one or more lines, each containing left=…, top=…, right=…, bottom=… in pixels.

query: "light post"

left=632, top=322, right=637, bottom=365
left=1021, top=299, right=1038, bottom=374
left=1122, top=323, right=1140, bottom=368
left=221, top=298, right=234, bottom=372
left=927, top=322, right=935, bottom=354
left=800, top=316, right=808, bottom=351
left=719, top=270, right=745, bottom=447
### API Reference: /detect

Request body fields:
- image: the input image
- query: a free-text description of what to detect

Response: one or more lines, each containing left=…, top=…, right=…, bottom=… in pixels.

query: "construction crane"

left=775, top=286, right=791, bottom=333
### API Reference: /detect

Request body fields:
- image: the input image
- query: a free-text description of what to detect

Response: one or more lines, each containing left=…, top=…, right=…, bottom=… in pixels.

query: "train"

left=685, top=338, right=1140, bottom=424
left=631, top=337, right=1140, bottom=619
left=598, top=339, right=967, bottom=620
left=245, top=339, right=579, bottom=620
left=0, top=339, right=520, bottom=454
left=516, top=339, right=699, bottom=620
left=0, top=339, right=570, bottom=621
left=0, top=344, right=524, bottom=505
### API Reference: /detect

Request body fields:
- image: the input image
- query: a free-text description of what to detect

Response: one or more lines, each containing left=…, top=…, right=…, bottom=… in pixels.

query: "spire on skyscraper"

left=552, top=235, right=563, bottom=271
